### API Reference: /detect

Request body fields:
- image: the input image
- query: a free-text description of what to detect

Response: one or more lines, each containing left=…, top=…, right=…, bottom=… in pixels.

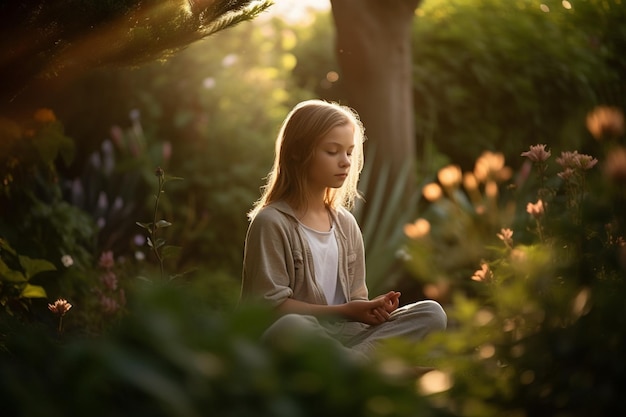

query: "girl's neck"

left=291, top=199, right=332, bottom=232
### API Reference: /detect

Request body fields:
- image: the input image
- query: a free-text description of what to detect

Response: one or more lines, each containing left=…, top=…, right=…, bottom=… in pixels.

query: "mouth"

left=335, top=173, right=348, bottom=179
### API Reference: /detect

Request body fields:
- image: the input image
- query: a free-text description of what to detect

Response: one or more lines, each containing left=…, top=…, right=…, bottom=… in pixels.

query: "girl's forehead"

left=319, top=124, right=355, bottom=146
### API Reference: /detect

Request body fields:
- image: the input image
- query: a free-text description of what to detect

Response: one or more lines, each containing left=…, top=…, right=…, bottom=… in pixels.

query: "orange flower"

left=472, top=263, right=492, bottom=282
left=34, top=108, right=56, bottom=123
left=474, top=151, right=512, bottom=182
left=586, top=106, right=624, bottom=140
left=404, top=218, right=430, bottom=239
left=422, top=183, right=443, bottom=202
left=603, top=146, right=626, bottom=183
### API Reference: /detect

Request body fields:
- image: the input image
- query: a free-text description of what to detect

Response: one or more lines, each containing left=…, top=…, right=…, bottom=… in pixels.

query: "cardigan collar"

left=267, top=200, right=349, bottom=241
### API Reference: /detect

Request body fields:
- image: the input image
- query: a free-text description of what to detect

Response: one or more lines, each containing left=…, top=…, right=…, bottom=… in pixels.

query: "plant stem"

left=151, top=171, right=165, bottom=280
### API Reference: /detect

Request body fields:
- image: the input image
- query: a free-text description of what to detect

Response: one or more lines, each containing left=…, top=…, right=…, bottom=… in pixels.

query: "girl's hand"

left=373, top=291, right=401, bottom=313
left=342, top=298, right=395, bottom=325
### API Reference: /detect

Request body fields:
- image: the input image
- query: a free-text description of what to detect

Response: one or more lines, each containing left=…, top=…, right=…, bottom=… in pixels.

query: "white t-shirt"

left=299, top=223, right=345, bottom=305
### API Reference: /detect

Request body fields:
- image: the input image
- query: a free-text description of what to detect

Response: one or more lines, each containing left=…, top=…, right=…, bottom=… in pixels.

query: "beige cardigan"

left=240, top=201, right=369, bottom=307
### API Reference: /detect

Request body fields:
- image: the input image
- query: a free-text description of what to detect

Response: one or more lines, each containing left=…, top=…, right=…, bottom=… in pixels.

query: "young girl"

left=240, top=99, right=446, bottom=361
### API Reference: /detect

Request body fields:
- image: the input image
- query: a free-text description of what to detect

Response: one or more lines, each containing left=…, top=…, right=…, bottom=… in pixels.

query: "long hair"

left=248, top=99, right=365, bottom=220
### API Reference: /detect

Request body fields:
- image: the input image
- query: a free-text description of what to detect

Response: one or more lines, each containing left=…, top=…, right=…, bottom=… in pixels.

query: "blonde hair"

left=248, top=99, right=365, bottom=220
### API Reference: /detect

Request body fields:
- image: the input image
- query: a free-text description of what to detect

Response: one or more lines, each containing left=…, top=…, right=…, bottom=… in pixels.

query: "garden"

left=1, top=0, right=625, bottom=416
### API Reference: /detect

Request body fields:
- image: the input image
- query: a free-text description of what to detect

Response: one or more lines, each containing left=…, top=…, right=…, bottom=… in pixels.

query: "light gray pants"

left=261, top=300, right=447, bottom=361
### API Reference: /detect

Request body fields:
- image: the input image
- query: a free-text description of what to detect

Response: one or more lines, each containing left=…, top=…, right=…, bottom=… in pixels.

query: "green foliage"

left=0, top=110, right=102, bottom=340
left=57, top=17, right=315, bottom=273
left=412, top=0, right=621, bottom=169
left=290, top=10, right=345, bottom=102
left=0, top=282, right=436, bottom=417
left=401, top=109, right=626, bottom=415
left=353, top=143, right=421, bottom=294
left=0, top=238, right=55, bottom=317
left=0, top=111, right=95, bottom=274
left=0, top=110, right=74, bottom=199
left=136, top=167, right=184, bottom=280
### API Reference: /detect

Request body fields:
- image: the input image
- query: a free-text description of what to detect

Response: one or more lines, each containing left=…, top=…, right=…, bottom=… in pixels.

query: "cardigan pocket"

left=292, top=249, right=305, bottom=281
left=346, top=252, right=357, bottom=279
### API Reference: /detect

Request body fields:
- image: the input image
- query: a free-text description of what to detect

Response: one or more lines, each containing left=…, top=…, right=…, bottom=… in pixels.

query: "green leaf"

left=161, top=245, right=182, bottom=261
left=154, top=238, right=166, bottom=249
left=136, top=221, right=152, bottom=230
left=0, top=259, right=26, bottom=283
left=19, top=256, right=56, bottom=279
left=156, top=220, right=172, bottom=228
left=20, top=284, right=47, bottom=299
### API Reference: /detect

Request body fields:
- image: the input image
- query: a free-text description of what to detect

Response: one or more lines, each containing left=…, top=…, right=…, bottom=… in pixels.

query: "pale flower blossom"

left=555, top=151, right=576, bottom=167
left=526, top=200, right=545, bottom=219
left=48, top=298, right=72, bottom=316
left=557, top=167, right=575, bottom=181
left=575, top=154, right=598, bottom=170
left=521, top=144, right=551, bottom=163
left=61, top=255, right=74, bottom=267
left=497, top=228, right=514, bottom=248
left=472, top=263, right=492, bottom=282
left=556, top=151, right=598, bottom=171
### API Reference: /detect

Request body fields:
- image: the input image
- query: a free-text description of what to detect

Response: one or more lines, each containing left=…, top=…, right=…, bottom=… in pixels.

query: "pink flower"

left=557, top=168, right=575, bottom=181
left=99, top=251, right=115, bottom=269
left=575, top=154, right=598, bottom=170
left=526, top=200, right=545, bottom=219
left=556, top=151, right=577, bottom=168
left=556, top=151, right=597, bottom=171
left=521, top=144, right=551, bottom=162
left=99, top=294, right=120, bottom=315
left=100, top=270, right=118, bottom=291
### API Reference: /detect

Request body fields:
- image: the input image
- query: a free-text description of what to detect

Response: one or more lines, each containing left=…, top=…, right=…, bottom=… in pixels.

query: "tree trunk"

left=330, top=0, right=421, bottom=211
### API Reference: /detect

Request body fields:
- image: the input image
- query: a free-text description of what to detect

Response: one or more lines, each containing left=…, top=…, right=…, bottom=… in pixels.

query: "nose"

left=340, top=152, right=351, bottom=167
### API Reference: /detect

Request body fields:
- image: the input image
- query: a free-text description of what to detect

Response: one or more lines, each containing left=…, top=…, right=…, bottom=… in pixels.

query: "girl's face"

left=307, top=123, right=355, bottom=194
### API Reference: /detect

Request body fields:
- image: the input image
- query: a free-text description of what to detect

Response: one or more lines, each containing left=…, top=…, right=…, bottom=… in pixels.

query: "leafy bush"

left=0, top=110, right=97, bottom=317
left=401, top=106, right=626, bottom=416
left=0, top=238, right=55, bottom=317
left=0, top=282, right=437, bottom=417
left=412, top=0, right=622, bottom=170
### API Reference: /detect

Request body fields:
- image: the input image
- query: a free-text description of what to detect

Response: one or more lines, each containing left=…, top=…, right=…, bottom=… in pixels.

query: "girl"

left=241, top=99, right=446, bottom=361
